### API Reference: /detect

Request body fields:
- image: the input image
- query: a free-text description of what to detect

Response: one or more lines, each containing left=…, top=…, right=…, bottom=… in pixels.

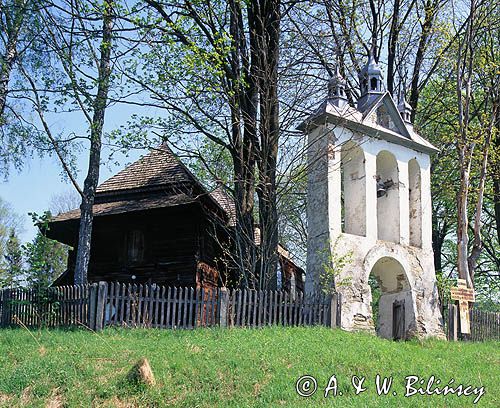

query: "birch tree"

left=0, top=0, right=46, bottom=175
left=453, top=0, right=499, bottom=287
left=19, top=0, right=119, bottom=284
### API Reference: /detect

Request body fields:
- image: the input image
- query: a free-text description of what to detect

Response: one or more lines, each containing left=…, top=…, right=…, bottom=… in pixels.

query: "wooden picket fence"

left=447, top=304, right=500, bottom=341
left=0, top=282, right=341, bottom=331
left=0, top=285, right=90, bottom=328
left=224, top=289, right=337, bottom=328
left=101, top=284, right=220, bottom=329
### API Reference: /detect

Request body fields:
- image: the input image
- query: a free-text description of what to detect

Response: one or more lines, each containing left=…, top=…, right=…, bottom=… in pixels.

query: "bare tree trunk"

left=432, top=218, right=447, bottom=272
left=494, top=176, right=500, bottom=244
left=454, top=0, right=475, bottom=288
left=467, top=152, right=485, bottom=281
left=455, top=136, right=473, bottom=287
left=231, top=121, right=258, bottom=287
left=386, top=0, right=400, bottom=95
left=467, top=103, right=497, bottom=279
left=456, top=153, right=472, bottom=286
left=143, top=0, right=262, bottom=288
left=74, top=0, right=114, bottom=284
left=228, top=0, right=259, bottom=288
left=493, top=107, right=500, bottom=244
left=409, top=0, right=439, bottom=120
left=251, top=0, right=281, bottom=289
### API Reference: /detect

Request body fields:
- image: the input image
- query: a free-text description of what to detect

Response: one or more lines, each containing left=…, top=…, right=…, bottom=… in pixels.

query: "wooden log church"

left=47, top=145, right=304, bottom=293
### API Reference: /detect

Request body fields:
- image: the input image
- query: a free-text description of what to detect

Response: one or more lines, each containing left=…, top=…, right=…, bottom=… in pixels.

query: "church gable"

left=362, top=93, right=411, bottom=138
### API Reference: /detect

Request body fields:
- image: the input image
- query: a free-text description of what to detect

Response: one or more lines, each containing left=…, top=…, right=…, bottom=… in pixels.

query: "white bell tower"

left=299, top=57, right=444, bottom=339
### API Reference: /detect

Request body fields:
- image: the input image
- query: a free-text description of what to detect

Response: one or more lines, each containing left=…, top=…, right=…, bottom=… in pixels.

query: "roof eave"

left=299, top=110, right=439, bottom=155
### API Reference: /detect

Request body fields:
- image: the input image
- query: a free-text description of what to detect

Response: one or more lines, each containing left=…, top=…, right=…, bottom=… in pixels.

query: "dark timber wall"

left=55, top=204, right=222, bottom=287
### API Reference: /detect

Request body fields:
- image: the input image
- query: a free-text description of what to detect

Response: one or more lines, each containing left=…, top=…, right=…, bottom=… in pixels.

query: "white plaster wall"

left=305, top=123, right=444, bottom=339
left=420, top=159, right=433, bottom=250
left=398, top=160, right=410, bottom=245
left=361, top=138, right=432, bottom=249
left=364, top=152, right=378, bottom=240
left=305, top=126, right=330, bottom=297
left=329, top=236, right=445, bottom=338
left=409, top=159, right=423, bottom=247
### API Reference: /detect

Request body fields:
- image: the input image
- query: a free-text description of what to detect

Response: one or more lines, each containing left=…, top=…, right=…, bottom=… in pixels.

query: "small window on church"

left=126, top=230, right=145, bottom=263
left=371, top=77, right=378, bottom=91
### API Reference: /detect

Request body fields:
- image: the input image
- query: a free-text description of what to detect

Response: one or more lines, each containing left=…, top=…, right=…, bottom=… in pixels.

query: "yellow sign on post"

left=450, top=278, right=475, bottom=334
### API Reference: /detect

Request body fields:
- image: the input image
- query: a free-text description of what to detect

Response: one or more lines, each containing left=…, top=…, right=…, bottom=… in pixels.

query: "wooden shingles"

left=50, top=144, right=227, bottom=225
left=96, top=146, right=192, bottom=194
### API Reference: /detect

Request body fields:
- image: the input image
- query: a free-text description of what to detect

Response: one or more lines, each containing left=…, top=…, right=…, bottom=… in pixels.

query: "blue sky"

left=0, top=145, right=145, bottom=244
left=0, top=98, right=151, bottom=243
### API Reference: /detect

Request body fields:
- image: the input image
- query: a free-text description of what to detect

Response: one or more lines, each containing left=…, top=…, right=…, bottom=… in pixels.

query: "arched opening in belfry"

left=376, top=151, right=400, bottom=243
left=408, top=159, right=422, bottom=247
left=369, top=257, right=415, bottom=340
left=341, top=142, right=366, bottom=236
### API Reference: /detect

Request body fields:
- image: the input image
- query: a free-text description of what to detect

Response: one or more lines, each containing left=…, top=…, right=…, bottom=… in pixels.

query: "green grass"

left=0, top=327, right=498, bottom=407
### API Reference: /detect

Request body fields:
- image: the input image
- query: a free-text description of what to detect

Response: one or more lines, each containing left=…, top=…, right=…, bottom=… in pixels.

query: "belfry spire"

left=328, top=65, right=348, bottom=109
left=357, top=51, right=385, bottom=111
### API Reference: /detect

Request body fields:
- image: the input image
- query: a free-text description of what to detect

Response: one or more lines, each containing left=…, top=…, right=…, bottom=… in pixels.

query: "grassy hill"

left=0, top=326, right=498, bottom=407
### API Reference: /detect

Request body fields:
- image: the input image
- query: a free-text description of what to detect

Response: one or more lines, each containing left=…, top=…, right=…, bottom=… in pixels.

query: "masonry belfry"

left=299, top=55, right=445, bottom=339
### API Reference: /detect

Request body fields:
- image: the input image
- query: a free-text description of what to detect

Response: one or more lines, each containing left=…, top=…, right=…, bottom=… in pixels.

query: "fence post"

left=95, top=281, right=108, bottom=332
left=219, top=287, right=229, bottom=328
left=0, top=289, right=4, bottom=327
left=336, top=293, right=342, bottom=328
left=447, top=303, right=451, bottom=340
left=88, top=283, right=98, bottom=330
left=0, top=288, right=11, bottom=327
left=330, top=293, right=338, bottom=328
left=454, top=303, right=460, bottom=341
left=448, top=303, right=458, bottom=341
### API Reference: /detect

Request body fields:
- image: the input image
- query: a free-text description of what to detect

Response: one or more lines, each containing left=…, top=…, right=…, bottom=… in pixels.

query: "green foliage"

left=418, top=64, right=500, bottom=306
left=23, top=212, right=68, bottom=291
left=31, top=288, right=61, bottom=328
left=0, top=197, right=24, bottom=287
left=475, top=298, right=500, bottom=313
left=0, top=229, right=23, bottom=288
left=0, top=197, right=23, bottom=255
left=0, top=0, right=52, bottom=177
left=318, top=238, right=352, bottom=295
left=0, top=327, right=498, bottom=406
left=186, top=139, right=233, bottom=189
left=435, top=270, right=455, bottom=315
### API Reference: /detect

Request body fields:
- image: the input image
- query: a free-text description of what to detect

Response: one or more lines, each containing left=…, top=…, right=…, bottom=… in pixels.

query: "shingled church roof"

left=51, top=145, right=225, bottom=223
left=96, top=145, right=197, bottom=195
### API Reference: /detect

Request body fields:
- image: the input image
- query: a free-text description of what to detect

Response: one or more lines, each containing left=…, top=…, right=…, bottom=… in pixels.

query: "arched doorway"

left=369, top=256, right=415, bottom=340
